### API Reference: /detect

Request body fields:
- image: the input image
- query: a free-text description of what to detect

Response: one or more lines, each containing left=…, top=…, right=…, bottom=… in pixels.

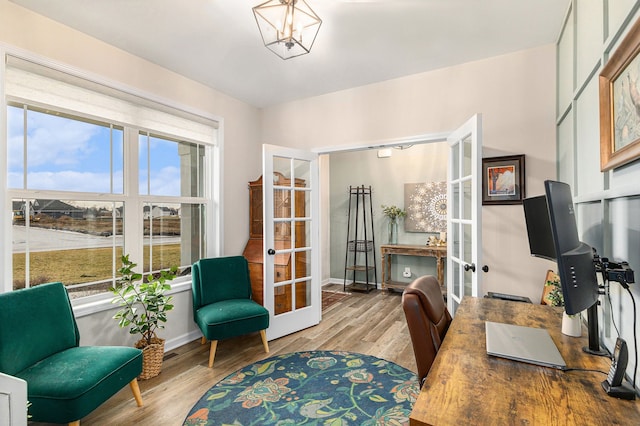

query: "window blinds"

left=5, top=55, right=217, bottom=145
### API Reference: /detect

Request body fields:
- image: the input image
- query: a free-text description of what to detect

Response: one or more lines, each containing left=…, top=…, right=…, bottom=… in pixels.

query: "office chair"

left=402, top=275, right=452, bottom=387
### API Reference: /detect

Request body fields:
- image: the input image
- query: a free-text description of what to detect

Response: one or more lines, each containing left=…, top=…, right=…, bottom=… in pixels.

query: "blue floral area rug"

left=183, top=350, right=420, bottom=425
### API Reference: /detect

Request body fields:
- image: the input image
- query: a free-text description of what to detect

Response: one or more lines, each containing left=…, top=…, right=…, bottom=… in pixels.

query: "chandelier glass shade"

left=253, top=0, right=322, bottom=60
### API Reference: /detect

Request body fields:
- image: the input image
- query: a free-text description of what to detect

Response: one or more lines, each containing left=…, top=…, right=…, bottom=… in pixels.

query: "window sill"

left=72, top=275, right=192, bottom=318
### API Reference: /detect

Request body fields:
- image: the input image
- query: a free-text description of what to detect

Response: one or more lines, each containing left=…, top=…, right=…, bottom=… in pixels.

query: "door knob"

left=464, top=263, right=476, bottom=272
left=267, top=248, right=276, bottom=255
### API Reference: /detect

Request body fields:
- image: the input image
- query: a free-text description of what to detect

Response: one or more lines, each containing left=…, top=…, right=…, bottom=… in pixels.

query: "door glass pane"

left=452, top=142, right=460, bottom=179
left=463, top=223, right=472, bottom=264
left=294, top=250, right=310, bottom=278
left=274, top=254, right=290, bottom=283
left=274, top=157, right=291, bottom=180
left=274, top=221, right=292, bottom=249
left=452, top=182, right=460, bottom=219
left=294, top=189, right=309, bottom=218
left=463, top=223, right=473, bottom=296
left=295, top=280, right=311, bottom=309
left=452, top=223, right=460, bottom=259
left=463, top=180, right=472, bottom=220
left=452, top=261, right=461, bottom=298
left=463, top=135, right=472, bottom=176
left=295, top=220, right=310, bottom=249
left=464, top=259, right=474, bottom=296
left=274, top=283, right=292, bottom=315
left=293, top=159, right=310, bottom=181
left=274, top=189, right=291, bottom=219
left=464, top=271, right=473, bottom=296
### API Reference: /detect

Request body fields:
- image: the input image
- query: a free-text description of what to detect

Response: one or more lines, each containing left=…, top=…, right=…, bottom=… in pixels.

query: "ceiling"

left=12, top=0, right=569, bottom=108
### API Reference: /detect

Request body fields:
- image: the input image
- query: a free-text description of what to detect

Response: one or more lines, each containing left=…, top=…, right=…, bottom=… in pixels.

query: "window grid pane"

left=8, top=104, right=124, bottom=193
left=9, top=102, right=211, bottom=299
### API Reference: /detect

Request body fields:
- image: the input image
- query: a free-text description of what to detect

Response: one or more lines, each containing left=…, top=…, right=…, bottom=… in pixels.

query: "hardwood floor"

left=33, top=286, right=416, bottom=425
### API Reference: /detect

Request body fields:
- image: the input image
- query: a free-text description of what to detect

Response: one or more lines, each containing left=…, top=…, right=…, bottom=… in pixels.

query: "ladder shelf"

left=343, top=185, right=377, bottom=293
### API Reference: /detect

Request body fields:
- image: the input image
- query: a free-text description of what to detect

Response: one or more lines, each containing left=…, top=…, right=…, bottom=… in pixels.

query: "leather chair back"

left=402, top=275, right=452, bottom=387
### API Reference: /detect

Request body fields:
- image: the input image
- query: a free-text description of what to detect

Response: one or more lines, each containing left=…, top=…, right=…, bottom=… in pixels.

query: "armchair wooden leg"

left=201, top=336, right=207, bottom=345
left=208, top=340, right=218, bottom=368
left=129, top=378, right=143, bottom=407
left=68, top=421, right=80, bottom=426
left=260, top=329, right=269, bottom=353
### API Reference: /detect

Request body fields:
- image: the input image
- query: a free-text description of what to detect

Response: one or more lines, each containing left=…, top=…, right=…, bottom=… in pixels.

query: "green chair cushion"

left=0, top=282, right=78, bottom=375
left=0, top=282, right=144, bottom=424
left=17, top=346, right=143, bottom=423
left=195, top=299, right=269, bottom=341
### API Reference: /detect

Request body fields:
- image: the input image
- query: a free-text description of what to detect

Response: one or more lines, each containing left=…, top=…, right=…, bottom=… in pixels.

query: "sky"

left=7, top=105, right=182, bottom=196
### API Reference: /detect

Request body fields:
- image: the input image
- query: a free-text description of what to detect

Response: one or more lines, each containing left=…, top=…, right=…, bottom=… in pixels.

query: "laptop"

left=485, top=321, right=567, bottom=370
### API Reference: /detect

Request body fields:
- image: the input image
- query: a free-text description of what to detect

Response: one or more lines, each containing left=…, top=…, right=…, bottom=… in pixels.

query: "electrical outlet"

left=403, top=267, right=411, bottom=278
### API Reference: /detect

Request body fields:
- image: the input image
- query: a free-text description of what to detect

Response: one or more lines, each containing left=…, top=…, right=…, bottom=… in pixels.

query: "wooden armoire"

left=243, top=173, right=308, bottom=315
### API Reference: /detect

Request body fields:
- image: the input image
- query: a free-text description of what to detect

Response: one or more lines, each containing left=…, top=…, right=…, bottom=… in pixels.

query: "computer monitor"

left=544, top=180, right=599, bottom=316
left=522, top=195, right=556, bottom=261
left=523, top=180, right=605, bottom=355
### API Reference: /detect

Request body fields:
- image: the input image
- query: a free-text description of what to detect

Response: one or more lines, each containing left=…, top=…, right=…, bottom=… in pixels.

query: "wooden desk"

left=410, top=297, right=640, bottom=425
left=380, top=244, right=446, bottom=291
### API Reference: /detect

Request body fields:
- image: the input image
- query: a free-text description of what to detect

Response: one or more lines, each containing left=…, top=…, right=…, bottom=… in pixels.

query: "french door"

left=446, top=114, right=483, bottom=315
left=262, top=144, right=320, bottom=340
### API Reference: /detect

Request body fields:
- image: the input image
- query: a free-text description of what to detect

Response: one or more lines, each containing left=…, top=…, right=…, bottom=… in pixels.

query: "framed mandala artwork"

left=404, top=182, right=447, bottom=232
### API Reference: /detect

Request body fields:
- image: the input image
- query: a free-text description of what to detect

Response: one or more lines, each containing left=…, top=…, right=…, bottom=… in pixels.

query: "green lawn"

left=13, top=245, right=181, bottom=290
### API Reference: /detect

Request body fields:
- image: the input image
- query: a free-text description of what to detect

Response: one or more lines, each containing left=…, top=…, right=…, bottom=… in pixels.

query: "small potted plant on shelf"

left=381, top=205, right=406, bottom=245
left=111, top=254, right=177, bottom=379
left=545, top=274, right=581, bottom=337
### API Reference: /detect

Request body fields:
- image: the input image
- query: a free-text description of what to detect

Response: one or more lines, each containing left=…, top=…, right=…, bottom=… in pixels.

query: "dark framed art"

left=599, top=16, right=640, bottom=171
left=482, top=155, right=525, bottom=205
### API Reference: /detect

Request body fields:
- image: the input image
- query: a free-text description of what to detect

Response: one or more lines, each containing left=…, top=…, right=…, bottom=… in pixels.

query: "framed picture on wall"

left=404, top=182, right=447, bottom=232
left=481, top=155, right=525, bottom=205
left=599, top=16, right=640, bottom=171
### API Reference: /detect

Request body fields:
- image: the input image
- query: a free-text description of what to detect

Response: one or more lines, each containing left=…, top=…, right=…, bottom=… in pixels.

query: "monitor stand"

left=584, top=302, right=608, bottom=357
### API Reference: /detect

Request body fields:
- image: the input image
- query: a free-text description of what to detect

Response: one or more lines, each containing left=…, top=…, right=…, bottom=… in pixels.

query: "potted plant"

left=545, top=275, right=581, bottom=337
left=381, top=204, right=406, bottom=245
left=111, top=254, right=177, bottom=379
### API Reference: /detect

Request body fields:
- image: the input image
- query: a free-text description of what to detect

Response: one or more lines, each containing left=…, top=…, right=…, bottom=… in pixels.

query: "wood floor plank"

left=31, top=286, right=416, bottom=425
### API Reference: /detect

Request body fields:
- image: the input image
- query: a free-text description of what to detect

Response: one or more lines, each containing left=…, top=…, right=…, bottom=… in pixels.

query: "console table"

left=380, top=244, right=446, bottom=291
left=409, top=297, right=640, bottom=425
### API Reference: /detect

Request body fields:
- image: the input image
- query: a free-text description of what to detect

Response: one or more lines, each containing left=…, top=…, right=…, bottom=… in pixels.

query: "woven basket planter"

left=135, top=336, right=165, bottom=380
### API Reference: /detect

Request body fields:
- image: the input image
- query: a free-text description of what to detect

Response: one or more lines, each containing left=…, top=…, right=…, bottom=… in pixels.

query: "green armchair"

left=0, top=282, right=143, bottom=426
left=192, top=256, right=270, bottom=368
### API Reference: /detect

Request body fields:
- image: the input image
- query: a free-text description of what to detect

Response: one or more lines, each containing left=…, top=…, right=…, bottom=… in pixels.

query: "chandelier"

left=253, top=0, right=322, bottom=60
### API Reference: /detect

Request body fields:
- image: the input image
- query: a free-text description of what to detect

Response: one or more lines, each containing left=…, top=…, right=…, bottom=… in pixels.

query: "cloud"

left=25, top=112, right=102, bottom=168
left=25, top=170, right=122, bottom=193
left=7, top=106, right=106, bottom=169
left=147, top=166, right=181, bottom=196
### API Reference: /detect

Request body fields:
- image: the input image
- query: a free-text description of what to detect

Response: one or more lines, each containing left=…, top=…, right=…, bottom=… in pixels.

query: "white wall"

left=262, top=45, right=558, bottom=303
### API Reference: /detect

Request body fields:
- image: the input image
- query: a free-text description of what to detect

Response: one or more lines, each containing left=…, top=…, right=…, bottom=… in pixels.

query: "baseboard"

left=164, top=329, right=202, bottom=353
left=324, top=278, right=381, bottom=290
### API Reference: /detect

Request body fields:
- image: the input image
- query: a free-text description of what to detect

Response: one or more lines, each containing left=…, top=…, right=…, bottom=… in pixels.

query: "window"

left=5, top=56, right=217, bottom=299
